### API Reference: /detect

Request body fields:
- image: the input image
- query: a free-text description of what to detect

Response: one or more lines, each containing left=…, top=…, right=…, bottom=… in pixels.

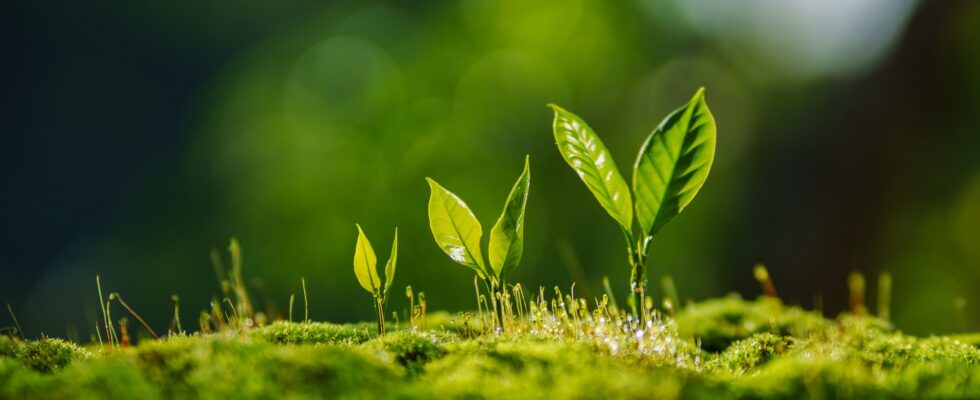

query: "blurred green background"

left=3, top=0, right=978, bottom=337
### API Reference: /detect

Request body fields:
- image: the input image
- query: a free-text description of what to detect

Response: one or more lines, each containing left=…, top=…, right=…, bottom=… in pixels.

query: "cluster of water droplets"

left=514, top=287, right=700, bottom=370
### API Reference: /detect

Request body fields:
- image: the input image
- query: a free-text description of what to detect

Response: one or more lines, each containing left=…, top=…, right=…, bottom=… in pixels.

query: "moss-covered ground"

left=2, top=295, right=979, bottom=399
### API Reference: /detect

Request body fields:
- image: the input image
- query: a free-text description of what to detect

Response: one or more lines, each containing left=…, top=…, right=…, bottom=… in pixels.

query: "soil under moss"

left=2, top=296, right=978, bottom=399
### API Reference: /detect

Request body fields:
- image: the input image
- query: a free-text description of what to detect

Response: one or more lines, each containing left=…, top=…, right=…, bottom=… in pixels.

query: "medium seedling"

left=549, top=88, right=716, bottom=320
left=353, top=225, right=398, bottom=335
left=425, top=156, right=530, bottom=331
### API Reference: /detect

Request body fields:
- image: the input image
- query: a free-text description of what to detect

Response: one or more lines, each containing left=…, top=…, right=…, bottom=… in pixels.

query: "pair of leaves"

left=353, top=225, right=397, bottom=300
left=550, top=88, right=716, bottom=245
left=427, top=156, right=530, bottom=281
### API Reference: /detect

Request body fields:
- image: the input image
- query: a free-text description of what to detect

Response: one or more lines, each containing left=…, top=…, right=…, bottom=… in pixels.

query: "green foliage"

left=353, top=225, right=398, bottom=335
left=550, top=89, right=716, bottom=317
left=425, top=178, right=489, bottom=278
left=489, top=155, right=531, bottom=279
left=633, top=87, right=716, bottom=239
left=426, top=157, right=531, bottom=284
left=549, top=104, right=633, bottom=230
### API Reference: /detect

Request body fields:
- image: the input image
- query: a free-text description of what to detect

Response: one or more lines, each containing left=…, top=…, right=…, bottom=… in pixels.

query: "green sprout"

left=426, top=156, right=530, bottom=332
left=353, top=224, right=398, bottom=335
left=549, top=88, right=716, bottom=320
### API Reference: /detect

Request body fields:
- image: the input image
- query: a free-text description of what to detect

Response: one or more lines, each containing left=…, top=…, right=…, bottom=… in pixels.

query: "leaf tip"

left=546, top=103, right=566, bottom=115
left=692, top=87, right=708, bottom=105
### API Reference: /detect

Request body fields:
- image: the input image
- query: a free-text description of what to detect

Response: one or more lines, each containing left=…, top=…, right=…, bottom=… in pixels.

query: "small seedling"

left=425, top=156, right=531, bottom=331
left=549, top=88, right=716, bottom=319
left=353, top=224, right=398, bottom=335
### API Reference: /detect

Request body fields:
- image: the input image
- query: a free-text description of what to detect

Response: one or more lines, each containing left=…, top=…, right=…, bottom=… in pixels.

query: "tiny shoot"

left=425, top=156, right=530, bottom=331
left=353, top=224, right=398, bottom=335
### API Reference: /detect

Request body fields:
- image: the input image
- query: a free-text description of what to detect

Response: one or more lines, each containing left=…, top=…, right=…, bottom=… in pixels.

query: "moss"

left=7, top=337, right=90, bottom=373
left=707, top=333, right=794, bottom=376
left=251, top=321, right=375, bottom=345
left=1, top=296, right=978, bottom=399
left=361, top=330, right=448, bottom=375
left=0, top=336, right=24, bottom=359
left=414, top=339, right=701, bottom=399
left=674, top=295, right=829, bottom=352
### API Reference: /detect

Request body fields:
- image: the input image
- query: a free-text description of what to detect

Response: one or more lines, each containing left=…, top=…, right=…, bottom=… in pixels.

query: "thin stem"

left=301, top=277, right=309, bottom=324
left=374, top=296, right=386, bottom=336
left=493, top=280, right=506, bottom=332
left=171, top=295, right=183, bottom=335
left=94, top=320, right=104, bottom=350
left=622, top=229, right=647, bottom=323
left=5, top=303, right=23, bottom=338
left=473, top=275, right=484, bottom=330
left=112, top=293, right=159, bottom=339
left=96, top=275, right=112, bottom=348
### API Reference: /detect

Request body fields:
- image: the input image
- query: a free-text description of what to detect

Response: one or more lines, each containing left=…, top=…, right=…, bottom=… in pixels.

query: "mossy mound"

left=673, top=294, right=829, bottom=352
left=2, top=296, right=979, bottom=399
left=251, top=321, right=376, bottom=345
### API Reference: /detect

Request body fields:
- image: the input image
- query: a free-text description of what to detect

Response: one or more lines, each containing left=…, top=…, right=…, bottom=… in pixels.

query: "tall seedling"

left=353, top=225, right=398, bottom=335
left=426, top=156, right=530, bottom=331
left=550, top=88, right=716, bottom=319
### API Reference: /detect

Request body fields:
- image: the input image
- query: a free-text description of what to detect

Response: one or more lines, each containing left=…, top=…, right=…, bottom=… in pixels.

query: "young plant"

left=353, top=224, right=398, bottom=335
left=549, top=88, right=716, bottom=319
left=426, top=156, right=530, bottom=331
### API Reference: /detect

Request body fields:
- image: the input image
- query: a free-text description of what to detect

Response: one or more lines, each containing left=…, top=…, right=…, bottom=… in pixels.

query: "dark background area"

left=2, top=0, right=978, bottom=338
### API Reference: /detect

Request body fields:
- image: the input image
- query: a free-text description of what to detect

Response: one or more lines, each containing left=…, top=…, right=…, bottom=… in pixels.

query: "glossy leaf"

left=549, top=104, right=633, bottom=230
left=426, top=178, right=487, bottom=278
left=353, top=224, right=381, bottom=294
left=383, top=227, right=397, bottom=295
left=489, top=155, right=531, bottom=278
left=633, top=87, right=716, bottom=241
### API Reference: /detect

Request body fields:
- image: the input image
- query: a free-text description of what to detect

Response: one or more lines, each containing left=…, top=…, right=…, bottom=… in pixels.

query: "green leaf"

left=549, top=104, right=633, bottom=231
left=353, top=224, right=381, bottom=294
left=425, top=178, right=487, bottom=278
left=632, top=87, right=716, bottom=242
left=489, top=155, right=531, bottom=279
left=383, top=227, right=397, bottom=295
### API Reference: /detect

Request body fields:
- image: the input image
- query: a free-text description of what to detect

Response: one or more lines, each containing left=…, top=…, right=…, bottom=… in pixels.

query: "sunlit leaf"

left=383, top=227, right=397, bottom=295
left=549, top=104, right=633, bottom=231
left=633, top=88, right=716, bottom=241
left=426, top=178, right=487, bottom=278
left=353, top=224, right=381, bottom=294
left=489, top=155, right=531, bottom=278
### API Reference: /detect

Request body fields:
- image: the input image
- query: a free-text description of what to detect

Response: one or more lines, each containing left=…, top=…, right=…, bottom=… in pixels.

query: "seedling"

left=426, top=156, right=531, bottom=331
left=353, top=224, right=398, bottom=335
left=549, top=88, right=716, bottom=319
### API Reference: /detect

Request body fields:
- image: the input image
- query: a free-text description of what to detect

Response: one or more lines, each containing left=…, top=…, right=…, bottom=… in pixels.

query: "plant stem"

left=374, top=297, right=385, bottom=336
left=491, top=280, right=506, bottom=332
left=623, top=230, right=647, bottom=323
left=112, top=293, right=159, bottom=339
